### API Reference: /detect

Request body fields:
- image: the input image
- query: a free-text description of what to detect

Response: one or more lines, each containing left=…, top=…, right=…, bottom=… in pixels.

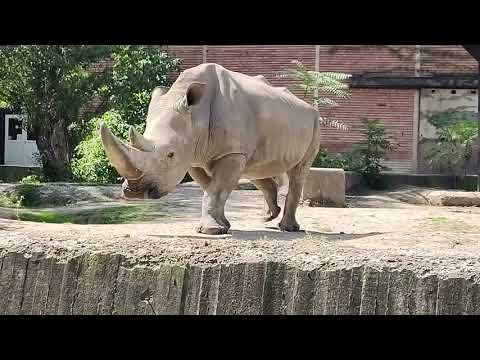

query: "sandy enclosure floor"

left=1, top=182, right=480, bottom=268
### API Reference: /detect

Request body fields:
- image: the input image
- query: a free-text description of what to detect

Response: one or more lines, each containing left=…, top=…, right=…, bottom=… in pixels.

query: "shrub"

left=20, top=174, right=42, bottom=185
left=350, top=119, right=398, bottom=187
left=425, top=118, right=478, bottom=178
left=428, top=111, right=478, bottom=129
left=72, top=110, right=139, bottom=184
left=313, top=119, right=398, bottom=188
left=0, top=183, right=41, bottom=208
left=313, top=148, right=353, bottom=169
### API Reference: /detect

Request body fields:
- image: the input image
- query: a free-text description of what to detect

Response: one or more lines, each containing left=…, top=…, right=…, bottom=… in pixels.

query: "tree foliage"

left=71, top=110, right=133, bottom=184
left=428, top=110, right=478, bottom=129
left=0, top=46, right=115, bottom=179
left=102, top=45, right=182, bottom=127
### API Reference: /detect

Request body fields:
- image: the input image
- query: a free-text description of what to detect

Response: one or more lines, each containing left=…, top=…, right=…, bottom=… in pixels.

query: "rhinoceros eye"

left=167, top=152, right=174, bottom=158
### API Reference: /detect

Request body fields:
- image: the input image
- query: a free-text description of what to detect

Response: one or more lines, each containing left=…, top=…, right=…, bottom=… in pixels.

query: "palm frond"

left=318, top=117, right=350, bottom=131
left=275, top=60, right=352, bottom=132
left=310, top=71, right=352, bottom=82
left=313, top=98, right=339, bottom=108
left=317, top=85, right=351, bottom=99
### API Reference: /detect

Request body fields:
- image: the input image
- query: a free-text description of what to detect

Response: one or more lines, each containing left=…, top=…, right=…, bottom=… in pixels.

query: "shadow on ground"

left=146, top=228, right=385, bottom=242
left=347, top=195, right=407, bottom=209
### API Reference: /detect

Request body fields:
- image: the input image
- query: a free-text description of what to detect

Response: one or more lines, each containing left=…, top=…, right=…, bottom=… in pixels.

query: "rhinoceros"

left=100, top=63, right=321, bottom=235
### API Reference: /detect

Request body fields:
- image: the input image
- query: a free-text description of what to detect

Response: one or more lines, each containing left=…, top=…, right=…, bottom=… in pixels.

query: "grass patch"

left=17, top=204, right=171, bottom=224
left=428, top=216, right=477, bottom=232
left=430, top=216, right=449, bottom=223
left=0, top=183, right=119, bottom=208
left=0, top=184, right=41, bottom=208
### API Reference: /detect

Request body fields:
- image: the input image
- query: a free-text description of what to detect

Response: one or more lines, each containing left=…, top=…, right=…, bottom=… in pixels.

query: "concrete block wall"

left=303, top=168, right=346, bottom=207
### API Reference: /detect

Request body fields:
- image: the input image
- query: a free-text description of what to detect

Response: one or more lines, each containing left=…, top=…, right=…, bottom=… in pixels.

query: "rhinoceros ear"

left=186, top=82, right=206, bottom=107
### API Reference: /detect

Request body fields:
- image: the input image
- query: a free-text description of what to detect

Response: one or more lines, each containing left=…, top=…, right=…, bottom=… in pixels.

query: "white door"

left=4, top=114, right=41, bottom=167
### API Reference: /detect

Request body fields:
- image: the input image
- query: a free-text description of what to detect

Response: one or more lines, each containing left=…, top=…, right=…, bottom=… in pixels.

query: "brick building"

left=165, top=45, right=480, bottom=174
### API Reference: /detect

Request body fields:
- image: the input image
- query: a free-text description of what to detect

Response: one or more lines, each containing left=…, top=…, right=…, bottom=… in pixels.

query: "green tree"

left=102, top=45, right=182, bottom=127
left=0, top=45, right=181, bottom=181
left=0, top=45, right=114, bottom=180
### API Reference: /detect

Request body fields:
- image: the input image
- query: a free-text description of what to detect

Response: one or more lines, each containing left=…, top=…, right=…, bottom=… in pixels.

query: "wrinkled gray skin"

left=100, top=63, right=321, bottom=235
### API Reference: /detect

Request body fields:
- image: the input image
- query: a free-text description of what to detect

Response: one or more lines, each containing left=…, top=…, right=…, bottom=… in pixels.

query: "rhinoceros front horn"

left=99, top=123, right=144, bottom=179
left=128, top=126, right=155, bottom=152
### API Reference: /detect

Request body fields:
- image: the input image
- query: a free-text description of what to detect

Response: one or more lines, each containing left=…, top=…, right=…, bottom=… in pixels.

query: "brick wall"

left=206, top=45, right=315, bottom=99
left=167, top=45, right=315, bottom=99
left=317, top=45, right=416, bottom=76
left=165, top=45, right=204, bottom=72
left=165, top=45, right=478, bottom=173
left=321, top=89, right=416, bottom=169
left=420, top=45, right=478, bottom=75
left=315, top=46, right=417, bottom=171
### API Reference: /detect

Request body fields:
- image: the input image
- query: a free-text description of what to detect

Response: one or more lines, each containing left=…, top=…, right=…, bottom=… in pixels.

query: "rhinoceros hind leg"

left=278, top=174, right=302, bottom=232
left=251, top=178, right=281, bottom=222
left=279, top=126, right=320, bottom=232
left=193, top=155, right=245, bottom=235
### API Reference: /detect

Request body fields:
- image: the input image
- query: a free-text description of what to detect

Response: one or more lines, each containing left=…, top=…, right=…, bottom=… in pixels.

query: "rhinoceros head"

left=100, top=82, right=205, bottom=200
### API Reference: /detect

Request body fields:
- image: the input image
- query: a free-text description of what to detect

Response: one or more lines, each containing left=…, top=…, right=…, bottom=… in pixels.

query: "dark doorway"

left=0, top=108, right=8, bottom=165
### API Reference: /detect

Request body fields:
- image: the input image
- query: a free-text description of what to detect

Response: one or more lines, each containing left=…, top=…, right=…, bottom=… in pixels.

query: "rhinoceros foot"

left=263, top=206, right=281, bottom=222
left=196, top=216, right=230, bottom=235
left=278, top=219, right=300, bottom=232
left=196, top=225, right=229, bottom=235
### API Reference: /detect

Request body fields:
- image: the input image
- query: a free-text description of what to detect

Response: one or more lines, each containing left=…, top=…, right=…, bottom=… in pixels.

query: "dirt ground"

left=1, top=182, right=480, bottom=276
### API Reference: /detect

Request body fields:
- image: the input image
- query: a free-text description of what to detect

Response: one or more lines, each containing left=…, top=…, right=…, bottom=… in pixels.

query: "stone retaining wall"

left=1, top=250, right=478, bottom=315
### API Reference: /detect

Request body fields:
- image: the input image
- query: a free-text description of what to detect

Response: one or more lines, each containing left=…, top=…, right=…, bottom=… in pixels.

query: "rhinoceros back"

left=180, top=63, right=319, bottom=178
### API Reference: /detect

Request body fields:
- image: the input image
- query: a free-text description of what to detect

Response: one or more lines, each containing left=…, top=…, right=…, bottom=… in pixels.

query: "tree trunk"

left=35, top=120, right=72, bottom=181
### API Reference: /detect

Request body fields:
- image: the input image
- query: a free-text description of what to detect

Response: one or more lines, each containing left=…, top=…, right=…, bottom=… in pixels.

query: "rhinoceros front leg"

left=251, top=178, right=281, bottom=222
left=193, top=154, right=246, bottom=235
left=188, top=166, right=230, bottom=229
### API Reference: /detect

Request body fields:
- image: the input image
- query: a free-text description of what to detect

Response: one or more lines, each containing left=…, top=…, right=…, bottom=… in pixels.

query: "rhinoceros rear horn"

left=128, top=126, right=155, bottom=152
left=99, top=123, right=144, bottom=179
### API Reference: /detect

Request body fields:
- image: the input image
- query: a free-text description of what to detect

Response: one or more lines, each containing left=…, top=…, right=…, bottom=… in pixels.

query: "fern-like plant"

left=277, top=60, right=351, bottom=131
